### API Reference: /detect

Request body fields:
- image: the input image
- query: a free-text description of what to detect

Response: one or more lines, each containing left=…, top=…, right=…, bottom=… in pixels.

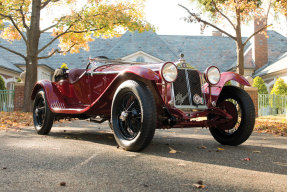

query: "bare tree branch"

left=37, top=23, right=75, bottom=54
left=266, top=0, right=272, bottom=18
left=211, top=0, right=236, bottom=30
left=40, top=23, right=57, bottom=33
left=178, top=4, right=236, bottom=40
left=40, top=15, right=69, bottom=33
left=19, top=1, right=29, bottom=30
left=38, top=16, right=111, bottom=54
left=0, top=44, right=26, bottom=59
left=243, top=24, right=272, bottom=46
left=41, top=0, right=60, bottom=9
left=38, top=43, right=77, bottom=59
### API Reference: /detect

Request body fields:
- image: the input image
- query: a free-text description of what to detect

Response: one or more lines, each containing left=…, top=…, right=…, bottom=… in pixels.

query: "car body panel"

left=32, top=64, right=160, bottom=115
left=203, top=72, right=250, bottom=102
left=32, top=59, right=252, bottom=129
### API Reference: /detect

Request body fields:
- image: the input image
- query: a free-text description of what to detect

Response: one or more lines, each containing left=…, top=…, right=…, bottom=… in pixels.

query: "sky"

left=144, top=0, right=287, bottom=37
left=42, top=0, right=287, bottom=37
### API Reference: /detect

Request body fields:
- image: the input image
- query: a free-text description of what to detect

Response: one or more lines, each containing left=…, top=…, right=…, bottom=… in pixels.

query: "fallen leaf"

left=242, top=157, right=251, bottom=161
left=169, top=147, right=177, bottom=154
left=198, top=145, right=207, bottom=149
left=217, top=147, right=224, bottom=151
left=193, top=184, right=206, bottom=189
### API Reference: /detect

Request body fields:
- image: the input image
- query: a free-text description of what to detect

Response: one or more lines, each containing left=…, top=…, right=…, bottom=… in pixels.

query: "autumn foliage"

left=0, top=111, right=32, bottom=130
left=0, top=0, right=153, bottom=112
left=255, top=116, right=287, bottom=136
left=180, top=0, right=269, bottom=77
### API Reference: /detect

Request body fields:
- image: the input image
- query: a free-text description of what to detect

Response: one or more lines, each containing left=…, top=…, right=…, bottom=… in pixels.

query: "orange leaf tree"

left=273, top=0, right=287, bottom=29
left=179, top=0, right=271, bottom=77
left=273, top=0, right=287, bottom=16
left=0, top=0, right=153, bottom=112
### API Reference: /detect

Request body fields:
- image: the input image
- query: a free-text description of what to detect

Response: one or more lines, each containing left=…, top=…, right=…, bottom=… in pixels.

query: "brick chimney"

left=253, top=17, right=268, bottom=69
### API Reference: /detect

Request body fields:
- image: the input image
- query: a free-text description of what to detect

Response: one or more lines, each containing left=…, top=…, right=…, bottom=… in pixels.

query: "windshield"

left=88, top=57, right=149, bottom=69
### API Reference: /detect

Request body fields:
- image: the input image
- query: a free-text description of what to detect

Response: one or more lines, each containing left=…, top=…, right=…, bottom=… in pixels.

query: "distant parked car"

left=31, top=56, right=255, bottom=151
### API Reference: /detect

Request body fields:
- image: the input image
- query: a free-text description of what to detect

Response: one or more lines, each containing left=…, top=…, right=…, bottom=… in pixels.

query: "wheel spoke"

left=116, top=92, right=142, bottom=140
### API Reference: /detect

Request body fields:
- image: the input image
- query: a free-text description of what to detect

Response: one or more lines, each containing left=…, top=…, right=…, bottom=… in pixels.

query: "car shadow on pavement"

left=46, top=124, right=287, bottom=176
left=50, top=130, right=118, bottom=147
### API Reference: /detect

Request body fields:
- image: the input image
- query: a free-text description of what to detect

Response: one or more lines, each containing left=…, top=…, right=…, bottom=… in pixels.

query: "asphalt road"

left=1, top=120, right=287, bottom=192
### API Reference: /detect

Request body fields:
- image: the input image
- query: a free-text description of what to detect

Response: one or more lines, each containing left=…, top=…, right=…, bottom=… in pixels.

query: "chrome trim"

left=171, top=69, right=208, bottom=110
left=88, top=68, right=159, bottom=75
left=175, top=105, right=208, bottom=110
left=88, top=71, right=121, bottom=75
left=200, top=73, right=207, bottom=104
left=185, top=69, right=193, bottom=105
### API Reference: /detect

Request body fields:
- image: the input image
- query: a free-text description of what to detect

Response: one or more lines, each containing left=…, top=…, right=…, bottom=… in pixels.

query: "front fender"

left=218, top=72, right=250, bottom=87
left=121, top=66, right=160, bottom=80
left=31, top=80, right=67, bottom=113
left=204, top=72, right=251, bottom=102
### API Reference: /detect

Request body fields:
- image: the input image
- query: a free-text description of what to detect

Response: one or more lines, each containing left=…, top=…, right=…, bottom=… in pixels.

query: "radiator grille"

left=173, top=69, right=190, bottom=105
left=172, top=69, right=205, bottom=109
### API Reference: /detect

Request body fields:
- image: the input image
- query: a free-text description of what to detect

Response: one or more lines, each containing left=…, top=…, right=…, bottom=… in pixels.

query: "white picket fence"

left=0, top=90, right=14, bottom=112
left=258, top=94, right=287, bottom=117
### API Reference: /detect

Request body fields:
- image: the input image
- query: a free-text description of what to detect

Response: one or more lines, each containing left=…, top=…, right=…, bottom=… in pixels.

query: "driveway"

left=0, top=120, right=286, bottom=192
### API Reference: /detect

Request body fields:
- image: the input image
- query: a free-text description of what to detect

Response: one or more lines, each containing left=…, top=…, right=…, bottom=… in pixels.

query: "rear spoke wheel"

left=33, top=90, right=54, bottom=135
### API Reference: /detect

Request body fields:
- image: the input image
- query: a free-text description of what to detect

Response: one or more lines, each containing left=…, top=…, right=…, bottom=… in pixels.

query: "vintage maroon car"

left=31, top=56, right=255, bottom=151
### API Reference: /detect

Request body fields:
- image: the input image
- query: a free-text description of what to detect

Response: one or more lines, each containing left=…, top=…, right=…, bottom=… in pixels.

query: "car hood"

left=94, top=63, right=164, bottom=73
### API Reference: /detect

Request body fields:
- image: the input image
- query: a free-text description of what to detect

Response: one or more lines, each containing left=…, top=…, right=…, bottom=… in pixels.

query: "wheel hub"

left=219, top=101, right=238, bottom=130
left=120, top=111, right=129, bottom=121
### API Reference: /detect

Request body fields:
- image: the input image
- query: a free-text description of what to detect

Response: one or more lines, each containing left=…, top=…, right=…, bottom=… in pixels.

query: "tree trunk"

left=235, top=7, right=244, bottom=77
left=236, top=42, right=244, bottom=76
left=23, top=0, right=41, bottom=112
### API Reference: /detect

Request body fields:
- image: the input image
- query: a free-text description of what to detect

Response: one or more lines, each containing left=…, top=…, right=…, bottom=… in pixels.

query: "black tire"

left=33, top=90, right=54, bottom=135
left=108, top=119, right=113, bottom=130
left=209, top=86, right=255, bottom=146
left=111, top=80, right=156, bottom=151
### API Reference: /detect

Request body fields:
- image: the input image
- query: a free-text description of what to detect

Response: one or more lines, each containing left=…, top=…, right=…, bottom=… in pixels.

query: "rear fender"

left=204, top=72, right=251, bottom=102
left=31, top=80, right=67, bottom=112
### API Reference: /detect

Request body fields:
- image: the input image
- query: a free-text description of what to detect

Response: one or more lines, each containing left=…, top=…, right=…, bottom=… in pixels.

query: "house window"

left=136, top=56, right=145, bottom=62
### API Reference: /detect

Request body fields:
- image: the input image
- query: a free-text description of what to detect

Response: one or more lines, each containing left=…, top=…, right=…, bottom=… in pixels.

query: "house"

left=0, top=22, right=286, bottom=91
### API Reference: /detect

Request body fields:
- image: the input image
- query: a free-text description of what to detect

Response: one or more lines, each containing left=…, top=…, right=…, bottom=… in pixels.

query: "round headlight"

left=204, top=66, right=221, bottom=85
left=161, top=62, right=178, bottom=83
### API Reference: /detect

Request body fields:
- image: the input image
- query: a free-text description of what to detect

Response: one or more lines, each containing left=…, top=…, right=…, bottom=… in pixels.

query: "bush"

left=271, top=78, right=287, bottom=95
left=269, top=78, right=287, bottom=111
left=252, top=76, right=268, bottom=94
left=0, top=75, right=5, bottom=90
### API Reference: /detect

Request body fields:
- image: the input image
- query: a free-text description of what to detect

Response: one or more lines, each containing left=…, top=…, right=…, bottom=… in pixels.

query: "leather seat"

left=68, top=69, right=86, bottom=84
